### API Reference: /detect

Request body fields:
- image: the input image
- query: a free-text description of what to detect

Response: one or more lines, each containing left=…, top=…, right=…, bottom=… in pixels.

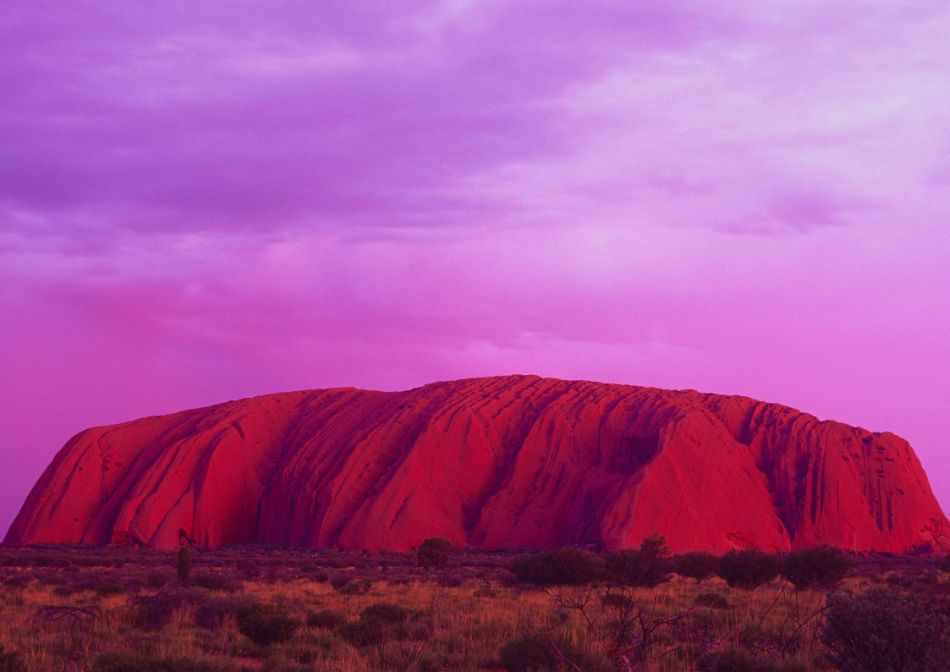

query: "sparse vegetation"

left=820, top=588, right=948, bottom=671
left=719, top=549, right=782, bottom=589
left=499, top=633, right=610, bottom=672
left=510, top=548, right=604, bottom=586
left=604, top=534, right=672, bottom=587
left=0, top=544, right=946, bottom=671
left=781, top=547, right=852, bottom=591
left=307, top=608, right=346, bottom=630
left=237, top=602, right=299, bottom=646
left=674, top=551, right=720, bottom=583
left=0, top=645, right=26, bottom=672
left=416, top=537, right=453, bottom=569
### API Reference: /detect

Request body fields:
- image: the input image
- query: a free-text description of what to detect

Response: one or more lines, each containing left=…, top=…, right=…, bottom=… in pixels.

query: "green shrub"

left=237, top=603, right=299, bottom=646
left=331, top=576, right=373, bottom=595
left=361, top=603, right=414, bottom=626
left=195, top=596, right=250, bottom=629
left=510, top=548, right=603, bottom=586
left=338, top=602, right=428, bottom=648
left=134, top=588, right=207, bottom=631
left=192, top=572, right=239, bottom=593
left=307, top=608, right=346, bottom=629
left=781, top=547, right=851, bottom=590
left=674, top=552, right=719, bottom=582
left=604, top=535, right=671, bottom=587
left=500, top=634, right=559, bottom=672
left=499, top=633, right=611, bottom=672
left=0, top=645, right=26, bottom=672
left=339, top=618, right=386, bottom=647
left=417, top=537, right=453, bottom=569
left=718, top=550, right=780, bottom=589
left=820, top=588, right=947, bottom=671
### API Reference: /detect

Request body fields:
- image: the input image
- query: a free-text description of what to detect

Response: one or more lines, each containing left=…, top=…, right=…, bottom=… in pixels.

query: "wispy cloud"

left=2, top=1, right=950, bottom=533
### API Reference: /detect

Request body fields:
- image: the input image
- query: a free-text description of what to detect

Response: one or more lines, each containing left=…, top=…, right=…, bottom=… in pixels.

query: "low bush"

left=339, top=602, right=428, bottom=648
left=361, top=603, right=415, bottom=626
left=499, top=634, right=561, bottom=672
left=0, top=645, right=26, bottom=672
left=134, top=588, right=208, bottom=631
left=820, top=588, right=948, bottom=671
left=237, top=603, right=299, bottom=646
left=417, top=537, right=453, bottom=569
left=511, top=548, right=603, bottom=586
left=191, top=572, right=239, bottom=593
left=939, top=555, right=950, bottom=573
left=194, top=596, right=250, bottom=629
left=781, top=547, right=851, bottom=590
left=499, top=633, right=611, bottom=672
left=306, top=609, right=346, bottom=630
left=339, top=618, right=386, bottom=648
left=674, top=552, right=720, bottom=583
left=718, top=550, right=781, bottom=589
left=604, top=535, right=671, bottom=588
left=333, top=578, right=373, bottom=596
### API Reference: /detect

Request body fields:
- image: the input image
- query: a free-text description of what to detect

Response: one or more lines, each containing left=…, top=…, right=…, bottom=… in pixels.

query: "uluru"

left=5, top=375, right=948, bottom=554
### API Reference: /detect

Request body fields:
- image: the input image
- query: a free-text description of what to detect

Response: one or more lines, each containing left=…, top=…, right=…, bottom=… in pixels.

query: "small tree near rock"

left=673, top=551, right=720, bottom=583
left=718, top=550, right=780, bottom=589
left=417, top=537, right=453, bottom=569
left=781, top=546, right=851, bottom=591
left=604, top=534, right=672, bottom=588
left=177, top=547, right=191, bottom=583
left=511, top=548, right=604, bottom=587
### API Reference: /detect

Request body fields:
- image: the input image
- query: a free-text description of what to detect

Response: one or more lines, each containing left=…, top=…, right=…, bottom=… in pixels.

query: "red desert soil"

left=5, top=375, right=948, bottom=553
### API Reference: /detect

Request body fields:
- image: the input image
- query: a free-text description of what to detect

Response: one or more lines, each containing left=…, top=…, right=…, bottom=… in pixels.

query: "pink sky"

left=2, top=1, right=949, bottom=537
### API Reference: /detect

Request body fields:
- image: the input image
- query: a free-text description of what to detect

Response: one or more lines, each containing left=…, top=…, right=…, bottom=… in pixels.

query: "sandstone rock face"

left=6, top=376, right=948, bottom=553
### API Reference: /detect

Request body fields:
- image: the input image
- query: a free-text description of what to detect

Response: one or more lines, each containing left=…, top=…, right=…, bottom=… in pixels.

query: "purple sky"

left=2, top=1, right=949, bottom=537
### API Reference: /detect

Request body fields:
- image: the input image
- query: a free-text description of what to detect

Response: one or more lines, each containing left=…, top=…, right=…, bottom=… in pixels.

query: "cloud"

left=2, top=1, right=950, bottom=534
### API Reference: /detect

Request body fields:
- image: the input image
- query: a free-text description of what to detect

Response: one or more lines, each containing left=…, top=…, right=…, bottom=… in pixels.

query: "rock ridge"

left=6, top=375, right=948, bottom=553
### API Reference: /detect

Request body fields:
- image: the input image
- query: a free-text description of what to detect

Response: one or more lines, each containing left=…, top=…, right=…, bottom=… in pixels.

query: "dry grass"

left=0, top=546, right=946, bottom=671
